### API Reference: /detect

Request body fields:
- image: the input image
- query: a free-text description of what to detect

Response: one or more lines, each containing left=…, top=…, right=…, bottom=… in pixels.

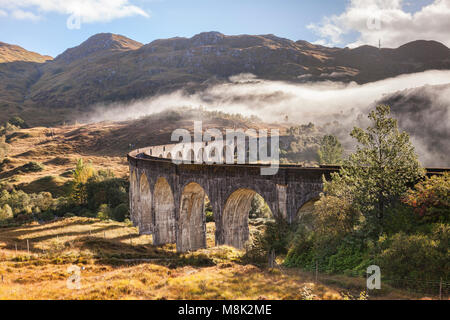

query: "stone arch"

left=166, top=152, right=172, bottom=160
left=139, top=173, right=152, bottom=234
left=296, top=197, right=320, bottom=222
left=221, top=188, right=273, bottom=249
left=178, top=182, right=208, bottom=252
left=153, top=177, right=176, bottom=245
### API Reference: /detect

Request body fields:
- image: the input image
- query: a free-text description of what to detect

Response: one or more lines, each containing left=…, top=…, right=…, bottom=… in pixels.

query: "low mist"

left=83, top=70, right=450, bottom=167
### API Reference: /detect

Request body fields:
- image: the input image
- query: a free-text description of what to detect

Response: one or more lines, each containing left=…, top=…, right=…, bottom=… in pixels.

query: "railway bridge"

left=128, top=144, right=337, bottom=252
left=128, top=143, right=448, bottom=252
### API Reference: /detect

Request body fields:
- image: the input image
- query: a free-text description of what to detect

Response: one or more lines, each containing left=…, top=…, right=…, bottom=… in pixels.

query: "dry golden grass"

left=0, top=218, right=423, bottom=300
left=1, top=125, right=130, bottom=193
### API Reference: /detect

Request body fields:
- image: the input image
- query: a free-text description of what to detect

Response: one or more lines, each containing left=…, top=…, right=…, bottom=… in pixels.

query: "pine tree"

left=324, top=105, right=425, bottom=236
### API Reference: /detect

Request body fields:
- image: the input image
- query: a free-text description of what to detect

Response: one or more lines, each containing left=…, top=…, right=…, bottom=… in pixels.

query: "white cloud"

left=0, top=9, right=7, bottom=17
left=0, top=0, right=149, bottom=23
left=308, top=0, right=450, bottom=48
left=11, top=9, right=41, bottom=21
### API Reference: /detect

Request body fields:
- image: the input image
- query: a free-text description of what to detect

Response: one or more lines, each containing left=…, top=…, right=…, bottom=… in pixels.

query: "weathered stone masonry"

left=128, top=146, right=338, bottom=252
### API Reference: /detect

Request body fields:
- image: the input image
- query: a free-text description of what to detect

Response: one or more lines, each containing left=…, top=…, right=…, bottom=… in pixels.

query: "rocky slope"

left=0, top=32, right=450, bottom=125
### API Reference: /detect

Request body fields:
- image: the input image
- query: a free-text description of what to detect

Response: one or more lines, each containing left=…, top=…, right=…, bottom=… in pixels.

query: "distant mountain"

left=0, top=32, right=450, bottom=125
left=55, top=33, right=143, bottom=64
left=0, top=42, right=52, bottom=63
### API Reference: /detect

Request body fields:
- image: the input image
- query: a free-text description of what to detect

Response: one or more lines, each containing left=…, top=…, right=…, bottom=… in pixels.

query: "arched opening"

left=166, top=152, right=172, bottom=160
left=209, top=147, right=216, bottom=159
left=296, top=198, right=319, bottom=226
left=207, top=146, right=222, bottom=164
left=173, top=151, right=183, bottom=164
left=178, top=182, right=208, bottom=252
left=222, top=145, right=233, bottom=164
left=153, top=177, right=176, bottom=245
left=185, top=149, right=195, bottom=163
left=204, top=194, right=215, bottom=248
left=222, top=189, right=273, bottom=249
left=139, top=173, right=152, bottom=234
left=197, top=148, right=205, bottom=163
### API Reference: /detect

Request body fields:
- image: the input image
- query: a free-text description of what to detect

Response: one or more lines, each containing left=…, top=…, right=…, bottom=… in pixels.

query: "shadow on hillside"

left=1, top=224, right=123, bottom=253
left=1, top=219, right=218, bottom=269
left=75, top=235, right=218, bottom=269
left=17, top=176, right=71, bottom=197
left=1, top=218, right=97, bottom=236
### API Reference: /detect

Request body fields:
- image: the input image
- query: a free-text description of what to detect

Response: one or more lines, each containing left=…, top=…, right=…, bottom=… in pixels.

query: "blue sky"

left=0, top=0, right=444, bottom=57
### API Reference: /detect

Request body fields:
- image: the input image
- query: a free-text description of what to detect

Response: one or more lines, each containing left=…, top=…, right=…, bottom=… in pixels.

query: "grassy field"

left=0, top=217, right=425, bottom=300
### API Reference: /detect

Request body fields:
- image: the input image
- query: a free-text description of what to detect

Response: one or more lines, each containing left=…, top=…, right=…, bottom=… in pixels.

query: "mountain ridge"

left=1, top=32, right=450, bottom=125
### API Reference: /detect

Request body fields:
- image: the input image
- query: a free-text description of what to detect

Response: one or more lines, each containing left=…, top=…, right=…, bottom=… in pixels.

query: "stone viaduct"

left=128, top=143, right=338, bottom=253
left=128, top=143, right=449, bottom=253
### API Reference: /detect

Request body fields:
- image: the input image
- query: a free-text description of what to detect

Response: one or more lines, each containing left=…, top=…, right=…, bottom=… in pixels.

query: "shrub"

left=284, top=227, right=315, bottom=269
left=249, top=194, right=271, bottom=219
left=244, top=217, right=295, bottom=264
left=8, top=116, right=28, bottom=128
left=326, top=238, right=369, bottom=275
left=86, top=178, right=128, bottom=210
left=79, top=208, right=95, bottom=218
left=383, top=204, right=421, bottom=235
left=0, top=189, right=60, bottom=216
left=20, top=161, right=44, bottom=173
left=375, top=226, right=449, bottom=282
left=0, top=204, right=13, bottom=221
left=123, top=218, right=133, bottom=227
left=112, top=203, right=129, bottom=222
left=39, top=211, right=55, bottom=222
left=403, top=172, right=450, bottom=223
left=205, top=210, right=214, bottom=222
left=97, top=204, right=112, bottom=220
